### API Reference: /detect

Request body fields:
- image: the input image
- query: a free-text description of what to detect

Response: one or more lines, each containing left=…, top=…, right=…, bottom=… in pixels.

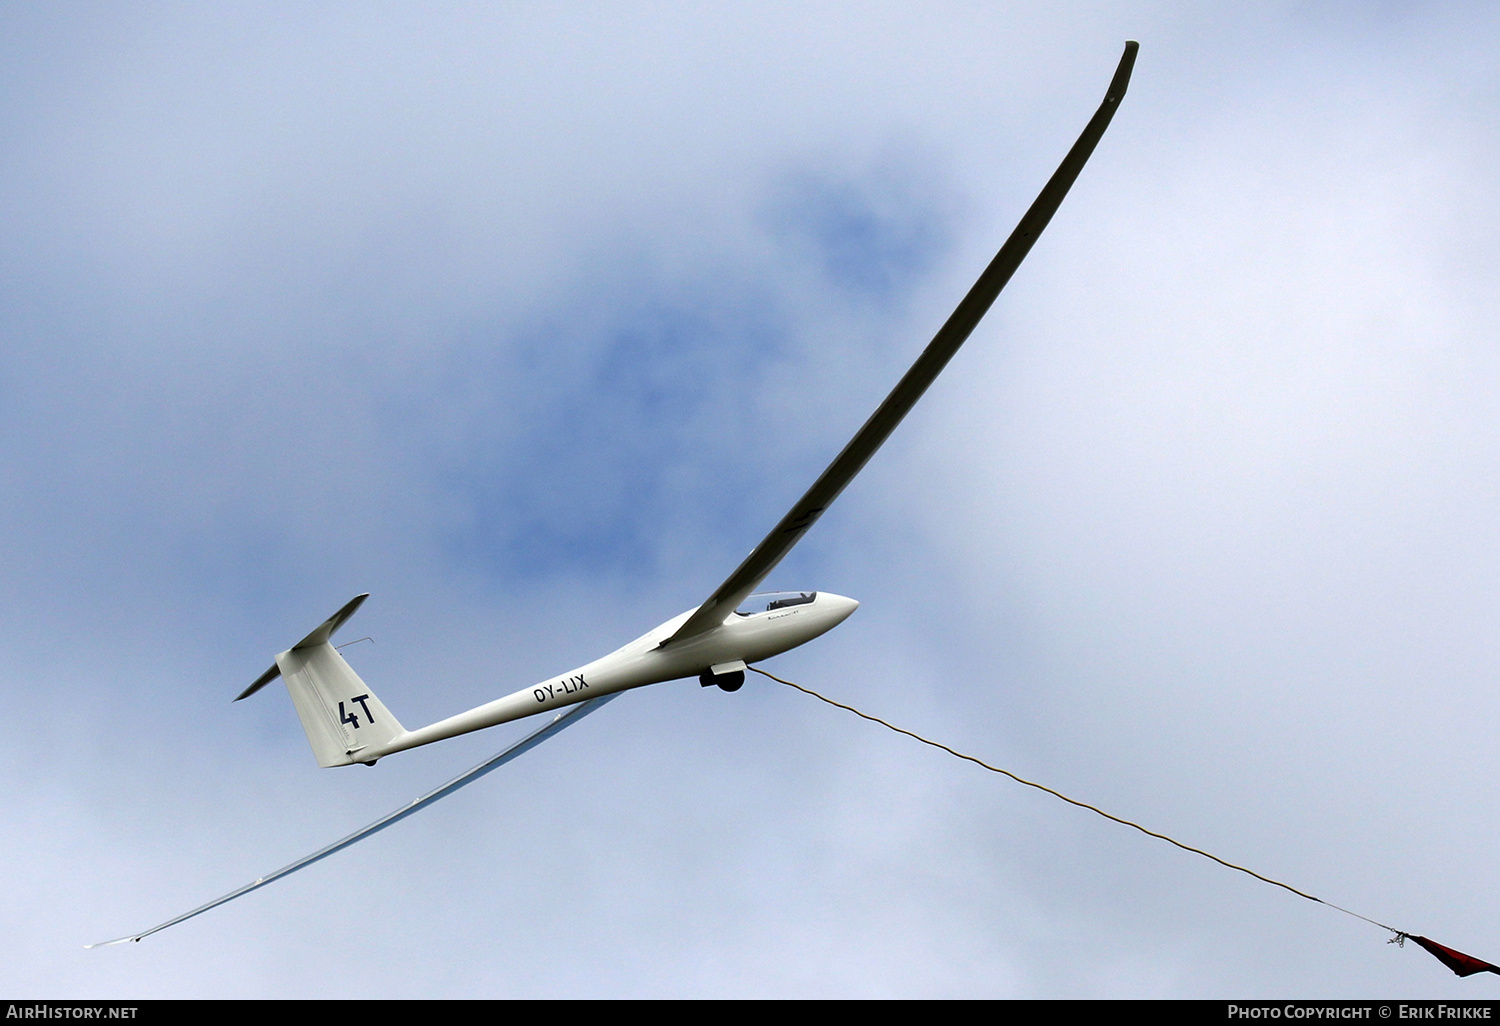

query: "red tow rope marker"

left=1398, top=935, right=1500, bottom=978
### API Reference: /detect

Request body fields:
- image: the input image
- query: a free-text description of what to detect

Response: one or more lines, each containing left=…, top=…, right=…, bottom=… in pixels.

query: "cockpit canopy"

left=735, top=591, right=817, bottom=616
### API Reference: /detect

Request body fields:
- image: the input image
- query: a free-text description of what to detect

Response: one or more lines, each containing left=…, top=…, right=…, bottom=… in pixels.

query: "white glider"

left=90, top=41, right=1137, bottom=946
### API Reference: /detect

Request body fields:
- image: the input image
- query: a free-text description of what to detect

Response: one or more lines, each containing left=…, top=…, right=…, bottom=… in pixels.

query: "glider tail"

left=236, top=594, right=407, bottom=767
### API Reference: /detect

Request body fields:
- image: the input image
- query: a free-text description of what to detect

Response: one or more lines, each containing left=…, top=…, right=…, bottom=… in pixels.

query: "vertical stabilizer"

left=237, top=595, right=406, bottom=767
left=276, top=642, right=405, bottom=767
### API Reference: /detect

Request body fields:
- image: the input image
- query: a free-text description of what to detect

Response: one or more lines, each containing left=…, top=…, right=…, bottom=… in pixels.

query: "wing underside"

left=662, top=41, right=1138, bottom=647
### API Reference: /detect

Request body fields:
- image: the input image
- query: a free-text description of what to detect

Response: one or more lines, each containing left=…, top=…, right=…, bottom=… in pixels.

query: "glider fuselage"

left=361, top=591, right=858, bottom=762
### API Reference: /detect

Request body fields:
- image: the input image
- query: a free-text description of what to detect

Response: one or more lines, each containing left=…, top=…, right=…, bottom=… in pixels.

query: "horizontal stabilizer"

left=236, top=661, right=282, bottom=703
left=234, top=594, right=369, bottom=702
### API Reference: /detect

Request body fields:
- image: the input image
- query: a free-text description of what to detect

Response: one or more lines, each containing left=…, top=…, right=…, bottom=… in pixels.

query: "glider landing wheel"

left=699, top=669, right=745, bottom=692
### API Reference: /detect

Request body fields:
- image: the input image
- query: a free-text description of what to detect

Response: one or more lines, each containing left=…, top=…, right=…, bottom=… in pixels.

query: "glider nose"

left=820, top=592, right=860, bottom=625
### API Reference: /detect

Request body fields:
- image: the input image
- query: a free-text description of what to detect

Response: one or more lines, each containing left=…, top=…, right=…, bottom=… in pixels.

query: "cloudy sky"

left=5, top=1, right=1500, bottom=999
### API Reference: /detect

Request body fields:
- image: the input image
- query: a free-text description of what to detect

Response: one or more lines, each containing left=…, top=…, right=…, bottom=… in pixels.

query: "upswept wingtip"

left=1108, top=41, right=1139, bottom=102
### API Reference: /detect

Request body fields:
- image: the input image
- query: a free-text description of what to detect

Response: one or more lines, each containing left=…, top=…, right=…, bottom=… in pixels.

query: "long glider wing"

left=663, top=41, right=1138, bottom=646
left=87, top=692, right=620, bottom=947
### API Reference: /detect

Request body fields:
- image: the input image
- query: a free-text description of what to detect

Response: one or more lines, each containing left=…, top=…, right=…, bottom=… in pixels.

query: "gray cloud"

left=4, top=2, right=1500, bottom=998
